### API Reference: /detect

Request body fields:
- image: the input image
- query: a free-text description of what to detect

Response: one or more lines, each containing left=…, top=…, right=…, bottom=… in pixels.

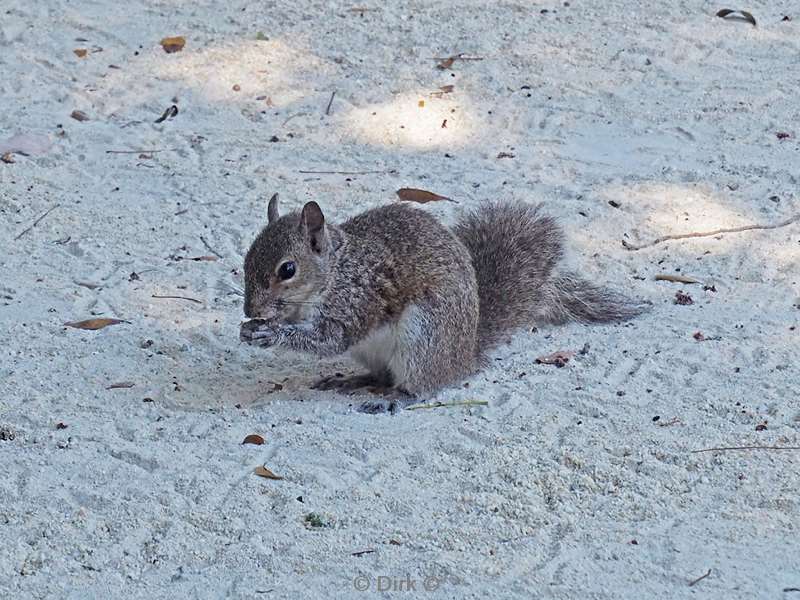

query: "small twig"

left=623, top=213, right=800, bottom=251
left=107, top=382, right=135, bottom=390
left=784, top=588, right=800, bottom=593
left=298, top=169, right=392, bottom=175
left=692, top=445, right=800, bottom=453
left=405, top=400, right=488, bottom=411
left=200, top=236, right=223, bottom=259
left=15, top=204, right=61, bottom=240
left=688, top=569, right=712, bottom=587
left=432, top=54, right=484, bottom=61
left=106, top=148, right=177, bottom=154
left=282, top=112, right=307, bottom=126
left=654, top=274, right=702, bottom=284
left=351, top=548, right=376, bottom=557
left=325, top=90, right=336, bottom=116
left=151, top=294, right=202, bottom=304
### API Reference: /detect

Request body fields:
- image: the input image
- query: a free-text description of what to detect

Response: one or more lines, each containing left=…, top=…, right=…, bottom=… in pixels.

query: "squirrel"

left=240, top=194, right=648, bottom=412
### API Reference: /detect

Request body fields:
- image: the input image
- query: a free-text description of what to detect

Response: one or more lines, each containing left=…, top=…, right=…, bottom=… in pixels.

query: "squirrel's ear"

left=267, top=193, right=280, bottom=224
left=300, top=201, right=327, bottom=253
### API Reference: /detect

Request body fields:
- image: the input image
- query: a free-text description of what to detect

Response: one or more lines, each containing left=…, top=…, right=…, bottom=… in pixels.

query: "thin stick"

left=298, top=169, right=390, bottom=175
left=350, top=549, right=376, bottom=557
left=692, top=445, right=800, bottom=453
left=151, top=294, right=202, bottom=304
left=655, top=274, right=702, bottom=284
left=688, top=569, right=712, bottom=587
left=200, top=236, right=223, bottom=259
left=325, top=90, right=336, bottom=116
left=282, top=112, right=307, bottom=126
left=432, top=55, right=484, bottom=61
left=106, top=148, right=177, bottom=154
left=405, top=400, right=488, bottom=411
left=623, top=213, right=800, bottom=251
left=15, top=204, right=61, bottom=240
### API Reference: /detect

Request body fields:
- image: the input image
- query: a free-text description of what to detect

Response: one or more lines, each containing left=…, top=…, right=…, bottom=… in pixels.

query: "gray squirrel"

left=240, top=194, right=648, bottom=412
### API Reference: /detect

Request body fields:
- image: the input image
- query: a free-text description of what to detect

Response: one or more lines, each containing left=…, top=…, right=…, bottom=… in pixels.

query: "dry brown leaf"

left=1, top=152, right=14, bottom=164
left=716, top=9, right=757, bottom=26
left=254, top=465, right=283, bottom=480
left=0, top=133, right=53, bottom=155
left=655, top=274, right=701, bottom=284
left=107, top=381, right=136, bottom=389
left=70, top=110, right=90, bottom=122
left=535, top=350, right=575, bottom=368
left=154, top=104, right=179, bottom=124
left=186, top=255, right=218, bottom=262
left=73, top=48, right=88, bottom=58
left=439, top=85, right=454, bottom=93
left=65, top=318, right=129, bottom=330
left=396, top=188, right=453, bottom=204
left=242, top=434, right=265, bottom=445
left=160, top=36, right=186, bottom=53
left=436, top=57, right=455, bottom=70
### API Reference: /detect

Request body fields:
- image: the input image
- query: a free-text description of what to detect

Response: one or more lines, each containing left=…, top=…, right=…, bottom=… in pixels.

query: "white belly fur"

left=349, top=305, right=419, bottom=387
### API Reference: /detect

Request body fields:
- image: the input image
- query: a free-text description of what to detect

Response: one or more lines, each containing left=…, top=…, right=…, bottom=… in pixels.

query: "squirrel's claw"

left=356, top=395, right=416, bottom=415
left=240, top=319, right=279, bottom=347
left=312, top=372, right=390, bottom=392
left=356, top=388, right=416, bottom=415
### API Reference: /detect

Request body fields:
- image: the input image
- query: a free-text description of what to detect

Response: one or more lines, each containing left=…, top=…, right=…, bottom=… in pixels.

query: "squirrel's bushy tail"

left=453, top=201, right=648, bottom=352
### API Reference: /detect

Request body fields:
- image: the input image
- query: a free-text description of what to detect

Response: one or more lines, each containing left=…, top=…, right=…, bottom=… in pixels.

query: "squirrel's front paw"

left=240, top=319, right=280, bottom=347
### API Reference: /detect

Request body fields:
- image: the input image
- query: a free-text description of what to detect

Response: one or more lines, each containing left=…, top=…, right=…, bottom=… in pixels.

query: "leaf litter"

left=65, top=318, right=129, bottom=330
left=396, top=188, right=454, bottom=204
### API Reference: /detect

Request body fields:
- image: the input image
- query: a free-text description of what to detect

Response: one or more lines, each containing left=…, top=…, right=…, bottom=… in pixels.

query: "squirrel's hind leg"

left=385, top=302, right=478, bottom=397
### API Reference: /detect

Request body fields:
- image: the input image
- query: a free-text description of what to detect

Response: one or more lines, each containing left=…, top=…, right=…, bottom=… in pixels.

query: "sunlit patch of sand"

left=342, top=92, right=481, bottom=150
left=92, top=39, right=328, bottom=114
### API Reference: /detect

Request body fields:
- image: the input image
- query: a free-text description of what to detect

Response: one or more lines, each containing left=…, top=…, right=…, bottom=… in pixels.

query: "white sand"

left=2, top=1, right=799, bottom=597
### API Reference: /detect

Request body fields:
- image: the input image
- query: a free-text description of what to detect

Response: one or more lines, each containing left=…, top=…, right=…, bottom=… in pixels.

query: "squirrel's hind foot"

left=312, top=372, right=415, bottom=414
left=356, top=389, right=416, bottom=415
left=311, top=371, right=391, bottom=392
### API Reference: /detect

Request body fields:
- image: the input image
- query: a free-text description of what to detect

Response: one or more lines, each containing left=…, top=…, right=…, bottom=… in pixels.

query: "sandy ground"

left=1, top=1, right=799, bottom=598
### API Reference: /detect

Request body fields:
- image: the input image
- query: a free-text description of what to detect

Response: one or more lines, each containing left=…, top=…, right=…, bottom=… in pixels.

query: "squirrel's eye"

left=277, top=261, right=296, bottom=280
